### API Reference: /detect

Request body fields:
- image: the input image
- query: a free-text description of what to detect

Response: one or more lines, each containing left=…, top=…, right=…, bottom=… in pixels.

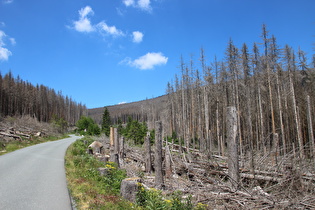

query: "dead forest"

left=0, top=71, right=87, bottom=124
left=89, top=25, right=315, bottom=209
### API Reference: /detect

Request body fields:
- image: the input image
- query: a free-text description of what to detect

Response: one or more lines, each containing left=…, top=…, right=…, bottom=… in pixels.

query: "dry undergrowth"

left=93, top=134, right=315, bottom=209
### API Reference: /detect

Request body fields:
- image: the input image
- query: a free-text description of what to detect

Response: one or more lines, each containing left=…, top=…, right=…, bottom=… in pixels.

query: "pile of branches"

left=120, top=140, right=315, bottom=209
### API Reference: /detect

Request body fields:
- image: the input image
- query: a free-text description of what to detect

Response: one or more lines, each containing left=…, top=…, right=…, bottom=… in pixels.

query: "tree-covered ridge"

left=0, top=71, right=86, bottom=125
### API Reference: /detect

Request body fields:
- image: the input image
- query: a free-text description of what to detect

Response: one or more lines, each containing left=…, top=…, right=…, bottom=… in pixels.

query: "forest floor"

left=93, top=135, right=315, bottom=209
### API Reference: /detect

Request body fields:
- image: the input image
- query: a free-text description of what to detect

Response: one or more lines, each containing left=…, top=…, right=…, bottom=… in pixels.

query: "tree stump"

left=120, top=177, right=141, bottom=202
left=97, top=167, right=110, bottom=176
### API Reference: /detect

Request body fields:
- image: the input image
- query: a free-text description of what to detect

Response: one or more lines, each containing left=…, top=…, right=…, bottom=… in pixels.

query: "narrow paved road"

left=0, top=135, right=81, bottom=210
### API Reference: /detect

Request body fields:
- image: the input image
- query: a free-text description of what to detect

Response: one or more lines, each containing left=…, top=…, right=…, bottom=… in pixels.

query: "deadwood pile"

left=92, top=132, right=315, bottom=210
left=0, top=116, right=60, bottom=145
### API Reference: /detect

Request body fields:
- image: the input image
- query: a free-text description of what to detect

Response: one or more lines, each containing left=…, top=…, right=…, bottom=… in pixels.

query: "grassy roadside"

left=65, top=136, right=207, bottom=210
left=0, top=134, right=70, bottom=156
left=65, top=136, right=132, bottom=209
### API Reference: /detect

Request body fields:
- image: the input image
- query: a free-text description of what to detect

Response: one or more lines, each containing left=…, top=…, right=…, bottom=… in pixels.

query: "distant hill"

left=88, top=95, right=168, bottom=129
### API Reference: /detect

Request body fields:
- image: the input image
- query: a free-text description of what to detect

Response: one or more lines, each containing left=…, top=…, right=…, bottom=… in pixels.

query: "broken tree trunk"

left=110, top=127, right=115, bottom=147
left=145, top=132, right=152, bottom=173
left=110, top=127, right=120, bottom=167
left=226, top=106, right=240, bottom=189
left=155, top=121, right=164, bottom=189
left=165, top=144, right=172, bottom=178
left=114, top=127, right=119, bottom=155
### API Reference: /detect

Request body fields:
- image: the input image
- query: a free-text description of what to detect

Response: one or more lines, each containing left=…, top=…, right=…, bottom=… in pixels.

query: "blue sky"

left=0, top=0, right=314, bottom=108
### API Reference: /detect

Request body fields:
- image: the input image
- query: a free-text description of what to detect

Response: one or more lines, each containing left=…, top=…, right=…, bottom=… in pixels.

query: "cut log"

left=0, top=132, right=22, bottom=141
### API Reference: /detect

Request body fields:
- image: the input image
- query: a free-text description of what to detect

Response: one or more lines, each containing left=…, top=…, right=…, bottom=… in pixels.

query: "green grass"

left=0, top=134, right=70, bottom=155
left=65, top=136, right=207, bottom=210
left=65, top=137, right=132, bottom=209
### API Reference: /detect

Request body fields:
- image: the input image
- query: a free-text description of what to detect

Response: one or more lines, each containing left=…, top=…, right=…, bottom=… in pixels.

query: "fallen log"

left=0, top=132, right=22, bottom=141
left=16, top=131, right=31, bottom=139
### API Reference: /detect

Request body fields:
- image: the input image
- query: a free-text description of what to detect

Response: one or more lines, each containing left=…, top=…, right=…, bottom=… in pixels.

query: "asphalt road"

left=0, top=135, right=81, bottom=210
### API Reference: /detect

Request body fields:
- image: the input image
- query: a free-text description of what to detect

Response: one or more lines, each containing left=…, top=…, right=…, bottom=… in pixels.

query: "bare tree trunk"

left=216, top=100, right=223, bottom=156
left=267, top=64, right=277, bottom=158
left=227, top=106, right=239, bottom=189
left=165, top=144, right=172, bottom=179
left=276, top=70, right=286, bottom=155
left=145, top=132, right=152, bottom=173
left=258, top=86, right=265, bottom=155
left=110, top=127, right=120, bottom=167
left=114, top=127, right=119, bottom=155
left=155, top=121, right=164, bottom=189
left=110, top=127, right=114, bottom=147
left=307, top=95, right=315, bottom=159
left=289, top=70, right=304, bottom=159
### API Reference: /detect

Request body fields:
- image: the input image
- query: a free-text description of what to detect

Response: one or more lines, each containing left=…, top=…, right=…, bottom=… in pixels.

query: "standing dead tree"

left=155, top=121, right=164, bottom=189
left=145, top=132, right=152, bottom=173
left=226, top=106, right=240, bottom=189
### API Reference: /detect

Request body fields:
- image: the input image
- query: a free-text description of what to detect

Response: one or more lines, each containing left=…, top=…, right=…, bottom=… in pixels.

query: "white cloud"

left=79, top=6, right=94, bottom=18
left=137, top=0, right=151, bottom=11
left=0, top=47, right=12, bottom=61
left=0, top=30, right=14, bottom=61
left=132, top=31, right=143, bottom=43
left=72, top=6, right=125, bottom=38
left=118, top=101, right=127, bottom=105
left=122, top=0, right=152, bottom=12
left=123, top=0, right=135, bottom=7
left=73, top=6, right=95, bottom=33
left=125, top=52, right=168, bottom=70
left=97, top=21, right=124, bottom=37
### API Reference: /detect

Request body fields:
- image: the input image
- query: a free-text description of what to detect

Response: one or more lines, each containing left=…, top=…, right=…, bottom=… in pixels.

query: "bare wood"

left=145, top=132, right=152, bottom=173
left=165, top=144, right=172, bottom=178
left=306, top=95, right=315, bottom=159
left=110, top=127, right=114, bottom=147
left=16, top=131, right=31, bottom=139
left=289, top=66, right=304, bottom=158
left=0, top=132, right=22, bottom=140
left=154, top=121, right=164, bottom=189
left=114, top=127, right=119, bottom=154
left=226, top=106, right=240, bottom=188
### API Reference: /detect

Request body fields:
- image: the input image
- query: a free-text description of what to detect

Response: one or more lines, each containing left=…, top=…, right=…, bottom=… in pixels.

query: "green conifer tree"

left=101, top=107, right=111, bottom=136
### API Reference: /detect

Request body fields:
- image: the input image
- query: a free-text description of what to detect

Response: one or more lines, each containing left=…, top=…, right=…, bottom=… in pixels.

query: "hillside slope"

left=88, top=95, right=168, bottom=129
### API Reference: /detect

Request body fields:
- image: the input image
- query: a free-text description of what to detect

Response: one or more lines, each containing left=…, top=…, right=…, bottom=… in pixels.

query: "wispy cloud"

left=123, top=0, right=135, bottom=7
left=73, top=6, right=95, bottom=33
left=0, top=30, right=14, bottom=61
left=123, top=0, right=152, bottom=12
left=132, top=31, right=143, bottom=43
left=122, top=52, right=168, bottom=70
left=2, top=0, right=13, bottom=4
left=97, top=21, right=124, bottom=37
